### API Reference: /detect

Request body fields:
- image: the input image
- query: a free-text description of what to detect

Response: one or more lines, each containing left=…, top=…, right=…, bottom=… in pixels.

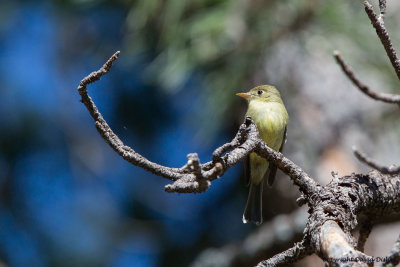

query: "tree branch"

left=333, top=51, right=400, bottom=104
left=364, top=1, right=400, bottom=81
left=77, top=51, right=192, bottom=182
left=256, top=240, right=312, bottom=267
left=255, top=142, right=319, bottom=197
left=378, top=0, right=386, bottom=18
left=319, top=221, right=374, bottom=267
left=77, top=52, right=319, bottom=196
left=191, top=208, right=308, bottom=267
left=307, top=171, right=400, bottom=266
left=353, top=148, right=400, bottom=175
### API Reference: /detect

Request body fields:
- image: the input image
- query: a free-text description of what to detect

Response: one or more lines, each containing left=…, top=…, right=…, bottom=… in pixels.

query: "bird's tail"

left=243, top=182, right=263, bottom=225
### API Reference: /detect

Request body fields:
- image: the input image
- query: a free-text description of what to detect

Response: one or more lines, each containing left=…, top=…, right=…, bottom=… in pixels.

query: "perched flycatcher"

left=237, top=85, right=289, bottom=225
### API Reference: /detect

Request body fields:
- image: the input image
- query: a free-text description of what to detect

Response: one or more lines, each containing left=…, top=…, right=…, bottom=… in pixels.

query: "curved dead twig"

left=334, top=51, right=400, bottom=104
left=77, top=51, right=319, bottom=196
left=353, top=148, right=400, bottom=175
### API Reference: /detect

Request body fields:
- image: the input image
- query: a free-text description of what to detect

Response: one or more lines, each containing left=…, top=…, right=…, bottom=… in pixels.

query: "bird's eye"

left=257, top=90, right=263, bottom=95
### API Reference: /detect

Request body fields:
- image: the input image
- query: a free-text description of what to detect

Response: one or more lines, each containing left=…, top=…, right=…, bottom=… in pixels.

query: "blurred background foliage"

left=0, top=0, right=399, bottom=266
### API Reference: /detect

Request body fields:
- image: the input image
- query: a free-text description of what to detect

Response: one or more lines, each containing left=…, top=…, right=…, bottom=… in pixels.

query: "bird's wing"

left=265, top=126, right=287, bottom=187
left=279, top=126, right=287, bottom=153
left=244, top=156, right=251, bottom=186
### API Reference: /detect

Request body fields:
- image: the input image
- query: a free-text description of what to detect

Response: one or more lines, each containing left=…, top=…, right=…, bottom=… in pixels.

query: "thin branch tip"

left=379, top=0, right=387, bottom=16
left=103, top=51, right=121, bottom=71
left=354, top=148, right=400, bottom=175
left=334, top=50, right=400, bottom=103
left=110, top=50, right=120, bottom=59
left=364, top=0, right=400, bottom=81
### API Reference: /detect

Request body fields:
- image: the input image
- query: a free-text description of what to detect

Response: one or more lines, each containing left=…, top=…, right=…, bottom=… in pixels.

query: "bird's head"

left=236, top=85, right=282, bottom=103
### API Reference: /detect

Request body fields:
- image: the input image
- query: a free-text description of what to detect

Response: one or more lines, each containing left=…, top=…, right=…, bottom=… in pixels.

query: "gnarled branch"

left=77, top=51, right=319, bottom=196
left=319, top=221, right=374, bottom=266
left=306, top=171, right=400, bottom=266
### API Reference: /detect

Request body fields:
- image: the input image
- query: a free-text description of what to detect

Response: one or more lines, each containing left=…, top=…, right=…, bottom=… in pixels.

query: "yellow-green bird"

left=237, top=85, right=289, bottom=225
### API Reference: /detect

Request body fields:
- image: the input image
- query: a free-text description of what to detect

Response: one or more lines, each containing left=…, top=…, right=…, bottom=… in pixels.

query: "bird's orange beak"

left=236, top=93, right=251, bottom=99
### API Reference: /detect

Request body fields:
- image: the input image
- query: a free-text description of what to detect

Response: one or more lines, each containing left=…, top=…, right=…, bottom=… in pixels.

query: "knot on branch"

left=164, top=153, right=209, bottom=193
left=307, top=175, right=370, bottom=247
left=164, top=153, right=224, bottom=193
left=165, top=175, right=211, bottom=193
left=187, top=153, right=202, bottom=178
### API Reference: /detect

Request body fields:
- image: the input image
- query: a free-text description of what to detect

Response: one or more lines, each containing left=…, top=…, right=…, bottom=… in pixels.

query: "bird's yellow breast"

left=246, top=100, right=288, bottom=151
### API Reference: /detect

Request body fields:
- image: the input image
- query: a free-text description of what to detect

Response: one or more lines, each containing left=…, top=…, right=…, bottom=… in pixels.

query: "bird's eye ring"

left=257, top=90, right=263, bottom=95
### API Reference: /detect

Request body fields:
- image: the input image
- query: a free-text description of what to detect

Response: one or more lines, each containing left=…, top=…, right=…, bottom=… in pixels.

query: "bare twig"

left=255, top=141, right=319, bottom=196
left=383, top=234, right=400, bottom=267
left=78, top=51, right=190, bottom=182
left=192, top=208, right=308, bottom=267
left=334, top=51, right=400, bottom=104
left=256, top=240, right=312, bottom=267
left=353, top=148, right=400, bottom=175
left=78, top=52, right=319, bottom=196
left=210, top=124, right=246, bottom=163
left=378, top=0, right=386, bottom=18
left=364, top=1, right=400, bottom=80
